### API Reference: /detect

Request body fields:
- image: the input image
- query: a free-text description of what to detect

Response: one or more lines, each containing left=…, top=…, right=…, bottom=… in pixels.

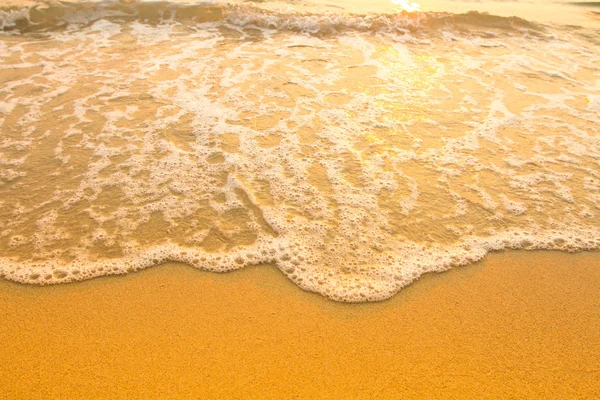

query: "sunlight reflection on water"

left=391, top=0, right=421, bottom=12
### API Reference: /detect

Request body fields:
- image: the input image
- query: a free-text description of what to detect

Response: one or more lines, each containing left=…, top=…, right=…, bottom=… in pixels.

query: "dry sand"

left=1, top=250, right=599, bottom=399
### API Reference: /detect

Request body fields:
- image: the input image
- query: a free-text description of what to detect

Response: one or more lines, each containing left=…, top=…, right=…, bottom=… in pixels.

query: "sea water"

left=0, top=0, right=598, bottom=301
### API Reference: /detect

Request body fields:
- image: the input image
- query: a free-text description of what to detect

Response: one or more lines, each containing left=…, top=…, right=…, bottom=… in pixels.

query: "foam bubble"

left=0, top=5, right=599, bottom=301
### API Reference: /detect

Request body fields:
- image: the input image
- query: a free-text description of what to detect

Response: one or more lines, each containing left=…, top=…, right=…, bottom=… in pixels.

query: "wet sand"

left=1, top=251, right=599, bottom=399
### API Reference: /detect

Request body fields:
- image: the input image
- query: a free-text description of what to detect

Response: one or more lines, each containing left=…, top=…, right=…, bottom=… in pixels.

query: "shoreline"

left=1, top=250, right=599, bottom=399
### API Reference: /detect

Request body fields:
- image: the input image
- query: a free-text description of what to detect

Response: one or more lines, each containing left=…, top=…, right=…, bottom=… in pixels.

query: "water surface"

left=0, top=0, right=599, bottom=301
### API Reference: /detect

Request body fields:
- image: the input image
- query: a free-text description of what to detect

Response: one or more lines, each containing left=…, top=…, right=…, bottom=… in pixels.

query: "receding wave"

left=0, top=0, right=599, bottom=302
left=0, top=0, right=545, bottom=34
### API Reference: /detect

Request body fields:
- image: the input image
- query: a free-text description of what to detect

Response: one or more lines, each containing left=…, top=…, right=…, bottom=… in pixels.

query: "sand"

left=1, top=250, right=599, bottom=399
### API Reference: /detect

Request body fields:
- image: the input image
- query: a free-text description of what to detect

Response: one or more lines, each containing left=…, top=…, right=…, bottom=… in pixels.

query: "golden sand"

left=1, top=251, right=599, bottom=399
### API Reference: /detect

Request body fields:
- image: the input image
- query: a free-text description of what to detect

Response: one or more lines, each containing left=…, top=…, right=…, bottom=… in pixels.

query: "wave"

left=569, top=1, right=600, bottom=7
left=2, top=227, right=599, bottom=302
left=1, top=1, right=599, bottom=302
left=0, top=0, right=546, bottom=35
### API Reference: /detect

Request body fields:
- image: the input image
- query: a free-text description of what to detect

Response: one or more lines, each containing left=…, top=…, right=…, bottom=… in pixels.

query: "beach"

left=2, top=250, right=599, bottom=398
left=1, top=0, right=600, bottom=397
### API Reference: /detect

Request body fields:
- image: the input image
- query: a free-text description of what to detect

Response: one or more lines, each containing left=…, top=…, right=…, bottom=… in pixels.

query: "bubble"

left=0, top=1, right=599, bottom=301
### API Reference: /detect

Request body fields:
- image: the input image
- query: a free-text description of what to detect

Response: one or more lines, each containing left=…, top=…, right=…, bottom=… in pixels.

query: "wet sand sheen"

left=1, top=251, right=599, bottom=399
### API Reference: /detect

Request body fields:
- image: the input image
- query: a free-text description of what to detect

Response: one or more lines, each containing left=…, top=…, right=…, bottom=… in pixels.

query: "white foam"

left=0, top=9, right=599, bottom=302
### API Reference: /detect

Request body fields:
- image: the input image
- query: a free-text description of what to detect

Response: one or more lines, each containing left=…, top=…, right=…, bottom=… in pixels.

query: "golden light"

left=391, top=0, right=421, bottom=12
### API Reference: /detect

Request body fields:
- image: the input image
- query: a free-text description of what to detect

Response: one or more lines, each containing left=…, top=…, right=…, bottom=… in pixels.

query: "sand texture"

left=1, top=250, right=599, bottom=399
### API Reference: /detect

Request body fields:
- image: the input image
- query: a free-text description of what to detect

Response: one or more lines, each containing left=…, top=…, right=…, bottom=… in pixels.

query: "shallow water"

left=0, top=0, right=599, bottom=301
